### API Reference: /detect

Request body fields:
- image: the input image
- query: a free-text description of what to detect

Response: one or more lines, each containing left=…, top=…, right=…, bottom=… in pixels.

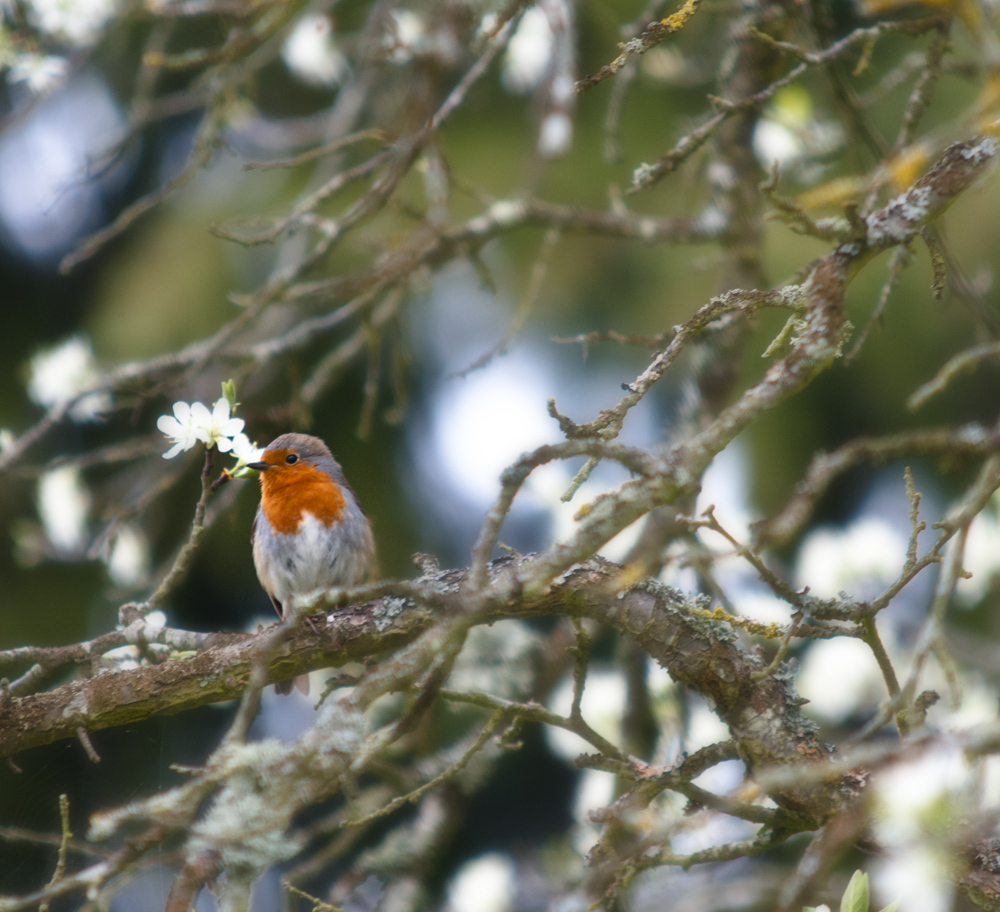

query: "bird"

left=249, top=432, right=376, bottom=695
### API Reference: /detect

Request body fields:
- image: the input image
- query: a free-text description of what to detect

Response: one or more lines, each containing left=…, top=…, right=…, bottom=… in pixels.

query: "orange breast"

left=259, top=462, right=346, bottom=534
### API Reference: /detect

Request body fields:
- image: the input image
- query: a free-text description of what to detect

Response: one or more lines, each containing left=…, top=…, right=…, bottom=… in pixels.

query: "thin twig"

left=143, top=447, right=216, bottom=611
left=909, top=341, right=1000, bottom=410
left=334, top=709, right=508, bottom=831
left=37, top=795, right=72, bottom=912
left=241, top=129, right=389, bottom=171
left=844, top=244, right=912, bottom=361
left=441, top=689, right=630, bottom=764
left=631, top=16, right=947, bottom=191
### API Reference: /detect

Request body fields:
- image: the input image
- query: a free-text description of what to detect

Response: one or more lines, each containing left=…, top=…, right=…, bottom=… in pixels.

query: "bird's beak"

left=247, top=461, right=270, bottom=472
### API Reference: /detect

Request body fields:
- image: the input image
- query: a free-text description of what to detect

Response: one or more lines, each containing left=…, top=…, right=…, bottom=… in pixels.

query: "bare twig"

left=909, top=341, right=1000, bottom=410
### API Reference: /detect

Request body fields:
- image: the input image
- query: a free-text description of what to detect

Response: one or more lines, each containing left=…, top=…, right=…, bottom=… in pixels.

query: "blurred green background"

left=2, top=0, right=1000, bottom=899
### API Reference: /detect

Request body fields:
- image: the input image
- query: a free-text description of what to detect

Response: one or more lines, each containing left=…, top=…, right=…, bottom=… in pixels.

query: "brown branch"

left=576, top=0, right=703, bottom=93
left=0, top=597, right=434, bottom=761
left=0, top=554, right=842, bottom=825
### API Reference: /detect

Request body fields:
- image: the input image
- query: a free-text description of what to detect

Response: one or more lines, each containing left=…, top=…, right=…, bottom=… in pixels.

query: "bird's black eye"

left=285, top=453, right=298, bottom=465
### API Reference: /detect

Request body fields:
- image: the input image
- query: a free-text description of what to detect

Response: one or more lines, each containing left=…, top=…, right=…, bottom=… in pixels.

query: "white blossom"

left=752, top=120, right=803, bottom=168
left=157, top=401, right=204, bottom=459
left=27, top=335, right=108, bottom=422
left=227, top=433, right=265, bottom=479
left=157, top=399, right=244, bottom=458
left=230, top=433, right=263, bottom=467
left=446, top=853, right=516, bottom=912
left=873, top=845, right=953, bottom=912
left=27, top=0, right=118, bottom=46
left=8, top=53, right=69, bottom=94
left=384, top=9, right=424, bottom=63
left=105, top=524, right=150, bottom=587
left=197, top=398, right=244, bottom=452
left=751, top=86, right=843, bottom=171
left=281, top=14, right=349, bottom=88
left=538, top=111, right=572, bottom=157
left=38, top=465, right=90, bottom=554
left=0, top=429, right=13, bottom=453
left=502, top=6, right=552, bottom=93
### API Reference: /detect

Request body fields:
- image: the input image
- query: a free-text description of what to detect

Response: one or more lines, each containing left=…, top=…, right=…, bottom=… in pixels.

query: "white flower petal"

left=157, top=415, right=180, bottom=435
left=38, top=466, right=90, bottom=553
left=106, top=525, right=150, bottom=586
left=282, top=13, right=349, bottom=87
left=27, top=335, right=108, bottom=422
left=28, top=0, right=118, bottom=47
left=158, top=400, right=207, bottom=455
left=502, top=6, right=553, bottom=94
left=9, top=53, right=68, bottom=94
left=189, top=401, right=212, bottom=428
left=230, top=433, right=263, bottom=465
left=212, top=398, right=231, bottom=423
left=446, top=853, right=515, bottom=912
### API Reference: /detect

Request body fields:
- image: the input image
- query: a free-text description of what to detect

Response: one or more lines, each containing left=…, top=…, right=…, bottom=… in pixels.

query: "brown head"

left=249, top=433, right=349, bottom=534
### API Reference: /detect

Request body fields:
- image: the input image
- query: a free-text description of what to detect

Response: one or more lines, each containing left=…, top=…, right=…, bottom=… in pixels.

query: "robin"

left=249, top=432, right=376, bottom=694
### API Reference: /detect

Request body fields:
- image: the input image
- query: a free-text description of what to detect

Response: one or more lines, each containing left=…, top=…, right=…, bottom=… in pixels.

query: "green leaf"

left=221, top=379, right=237, bottom=413
left=875, top=902, right=899, bottom=912
left=840, top=871, right=869, bottom=912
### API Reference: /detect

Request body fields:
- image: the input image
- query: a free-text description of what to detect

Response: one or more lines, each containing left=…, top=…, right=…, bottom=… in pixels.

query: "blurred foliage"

left=2, top=0, right=1000, bottom=908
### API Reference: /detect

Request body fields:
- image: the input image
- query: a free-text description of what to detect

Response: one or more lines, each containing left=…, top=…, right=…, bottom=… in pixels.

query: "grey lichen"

left=371, top=596, right=412, bottom=632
